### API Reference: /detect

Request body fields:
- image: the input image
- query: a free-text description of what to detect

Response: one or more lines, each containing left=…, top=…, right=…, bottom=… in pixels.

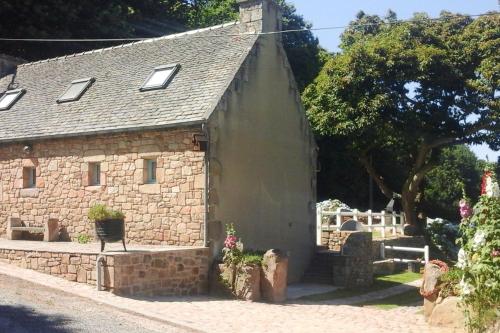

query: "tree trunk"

left=401, top=186, right=418, bottom=226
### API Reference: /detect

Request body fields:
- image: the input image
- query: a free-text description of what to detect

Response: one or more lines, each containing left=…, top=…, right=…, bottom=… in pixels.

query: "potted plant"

left=88, top=204, right=127, bottom=252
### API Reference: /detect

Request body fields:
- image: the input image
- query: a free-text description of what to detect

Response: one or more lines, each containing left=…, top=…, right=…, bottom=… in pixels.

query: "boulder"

left=421, top=262, right=444, bottom=301
left=261, top=249, right=288, bottom=303
left=423, top=298, right=436, bottom=319
left=234, top=263, right=261, bottom=301
left=428, top=296, right=465, bottom=330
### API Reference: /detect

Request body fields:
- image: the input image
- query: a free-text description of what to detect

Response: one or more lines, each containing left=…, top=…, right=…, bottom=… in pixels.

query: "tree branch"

left=359, top=154, right=396, bottom=199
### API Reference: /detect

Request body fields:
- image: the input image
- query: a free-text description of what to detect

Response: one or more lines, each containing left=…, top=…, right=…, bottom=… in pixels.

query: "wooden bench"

left=7, top=217, right=59, bottom=242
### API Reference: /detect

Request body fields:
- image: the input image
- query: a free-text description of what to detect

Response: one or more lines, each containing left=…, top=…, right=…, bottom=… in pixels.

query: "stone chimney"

left=237, top=0, right=282, bottom=33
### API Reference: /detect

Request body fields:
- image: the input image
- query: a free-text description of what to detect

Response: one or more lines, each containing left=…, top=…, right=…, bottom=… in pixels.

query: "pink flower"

left=224, top=235, right=238, bottom=249
left=491, top=249, right=500, bottom=258
left=459, top=199, right=472, bottom=219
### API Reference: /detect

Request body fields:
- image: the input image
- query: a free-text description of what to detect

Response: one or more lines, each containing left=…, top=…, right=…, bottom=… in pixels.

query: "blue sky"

left=290, top=0, right=499, bottom=161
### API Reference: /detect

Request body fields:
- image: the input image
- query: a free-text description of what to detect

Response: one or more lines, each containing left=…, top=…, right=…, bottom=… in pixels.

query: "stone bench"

left=7, top=217, right=59, bottom=242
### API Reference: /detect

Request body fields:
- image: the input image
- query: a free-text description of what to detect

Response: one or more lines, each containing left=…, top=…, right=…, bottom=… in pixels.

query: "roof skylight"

left=140, top=64, right=179, bottom=91
left=57, top=78, right=95, bottom=103
left=0, top=89, right=25, bottom=110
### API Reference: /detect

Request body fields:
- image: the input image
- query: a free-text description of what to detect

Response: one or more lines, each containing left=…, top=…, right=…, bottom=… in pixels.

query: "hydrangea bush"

left=426, top=217, right=460, bottom=260
left=456, top=167, right=500, bottom=332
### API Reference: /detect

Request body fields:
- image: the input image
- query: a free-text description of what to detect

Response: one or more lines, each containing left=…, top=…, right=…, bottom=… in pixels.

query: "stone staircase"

left=302, top=247, right=340, bottom=284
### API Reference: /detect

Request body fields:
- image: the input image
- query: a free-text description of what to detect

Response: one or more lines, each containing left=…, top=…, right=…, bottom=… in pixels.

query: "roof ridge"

left=18, top=21, right=240, bottom=68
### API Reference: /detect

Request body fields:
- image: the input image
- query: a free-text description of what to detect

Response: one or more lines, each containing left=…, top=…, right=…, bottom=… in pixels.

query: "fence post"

left=367, top=210, right=373, bottom=234
left=380, top=242, right=385, bottom=260
left=336, top=208, right=342, bottom=230
left=353, top=209, right=359, bottom=221
left=380, top=210, right=385, bottom=234
left=381, top=212, right=386, bottom=238
left=400, top=213, right=405, bottom=235
left=424, top=245, right=430, bottom=263
left=316, top=206, right=322, bottom=246
left=392, top=212, right=397, bottom=236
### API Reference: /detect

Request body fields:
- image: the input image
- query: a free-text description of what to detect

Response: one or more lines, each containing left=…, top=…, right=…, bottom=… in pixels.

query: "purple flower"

left=224, top=235, right=238, bottom=249
left=459, top=199, right=472, bottom=219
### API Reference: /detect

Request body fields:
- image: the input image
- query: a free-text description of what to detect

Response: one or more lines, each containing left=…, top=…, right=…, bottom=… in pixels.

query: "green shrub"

left=438, top=268, right=462, bottom=298
left=87, top=204, right=125, bottom=222
left=77, top=234, right=92, bottom=244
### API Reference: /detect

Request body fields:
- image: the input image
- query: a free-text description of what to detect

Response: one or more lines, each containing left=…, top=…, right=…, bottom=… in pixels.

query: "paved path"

left=0, top=273, right=189, bottom=333
left=0, top=261, right=459, bottom=333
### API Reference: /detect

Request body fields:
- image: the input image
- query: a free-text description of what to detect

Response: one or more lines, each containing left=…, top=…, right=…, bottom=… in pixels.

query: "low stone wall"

left=0, top=247, right=209, bottom=296
left=317, top=231, right=373, bottom=288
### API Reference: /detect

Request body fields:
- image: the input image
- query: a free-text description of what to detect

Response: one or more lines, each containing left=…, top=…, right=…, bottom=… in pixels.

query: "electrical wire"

left=0, top=12, right=497, bottom=42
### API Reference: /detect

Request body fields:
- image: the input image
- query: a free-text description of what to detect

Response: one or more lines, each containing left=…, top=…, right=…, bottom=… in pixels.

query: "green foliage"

left=77, top=234, right=92, bottom=244
left=0, top=0, right=191, bottom=61
left=303, top=11, right=499, bottom=224
left=438, top=268, right=463, bottom=298
left=87, top=204, right=125, bottom=222
left=423, top=146, right=484, bottom=221
left=457, top=193, right=500, bottom=332
left=187, top=0, right=238, bottom=28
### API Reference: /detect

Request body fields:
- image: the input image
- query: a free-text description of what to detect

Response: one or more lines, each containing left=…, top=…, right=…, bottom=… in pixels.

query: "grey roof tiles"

left=0, top=22, right=257, bottom=142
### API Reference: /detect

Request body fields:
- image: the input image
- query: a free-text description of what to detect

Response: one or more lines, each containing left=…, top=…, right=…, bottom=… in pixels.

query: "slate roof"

left=0, top=22, right=257, bottom=142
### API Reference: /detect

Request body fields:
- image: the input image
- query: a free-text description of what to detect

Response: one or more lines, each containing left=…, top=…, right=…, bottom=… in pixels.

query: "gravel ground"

left=0, top=273, right=189, bottom=333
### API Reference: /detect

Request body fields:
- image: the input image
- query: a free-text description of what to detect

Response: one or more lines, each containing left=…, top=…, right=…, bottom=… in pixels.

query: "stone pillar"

left=261, top=249, right=288, bottom=302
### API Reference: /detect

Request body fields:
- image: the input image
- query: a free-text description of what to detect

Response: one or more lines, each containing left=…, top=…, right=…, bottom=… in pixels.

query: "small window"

left=140, top=64, right=179, bottom=91
left=145, top=159, right=157, bottom=184
left=57, top=78, right=95, bottom=103
left=0, top=89, right=25, bottom=110
left=89, top=162, right=101, bottom=186
left=23, top=167, right=36, bottom=188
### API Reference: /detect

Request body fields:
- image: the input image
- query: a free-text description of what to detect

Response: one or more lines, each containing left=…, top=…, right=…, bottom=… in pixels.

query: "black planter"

left=95, top=219, right=127, bottom=252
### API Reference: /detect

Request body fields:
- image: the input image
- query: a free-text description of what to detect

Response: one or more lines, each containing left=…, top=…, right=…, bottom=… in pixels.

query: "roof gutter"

left=0, top=119, right=205, bottom=144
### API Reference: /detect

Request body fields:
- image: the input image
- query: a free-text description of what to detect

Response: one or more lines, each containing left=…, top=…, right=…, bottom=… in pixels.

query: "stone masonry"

left=0, top=247, right=209, bottom=296
left=0, top=128, right=205, bottom=246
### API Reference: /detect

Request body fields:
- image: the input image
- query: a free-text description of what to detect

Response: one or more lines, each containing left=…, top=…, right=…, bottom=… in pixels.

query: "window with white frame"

left=57, top=78, right=95, bottom=103
left=140, top=64, right=179, bottom=91
left=0, top=89, right=25, bottom=110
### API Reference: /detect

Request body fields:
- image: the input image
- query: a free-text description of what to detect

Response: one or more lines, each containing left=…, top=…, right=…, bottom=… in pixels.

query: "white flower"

left=485, top=177, right=500, bottom=198
left=456, top=248, right=468, bottom=269
left=472, top=230, right=487, bottom=250
left=459, top=277, right=474, bottom=296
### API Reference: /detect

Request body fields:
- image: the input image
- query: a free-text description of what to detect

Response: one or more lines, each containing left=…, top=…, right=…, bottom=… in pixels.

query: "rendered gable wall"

left=207, top=33, right=317, bottom=282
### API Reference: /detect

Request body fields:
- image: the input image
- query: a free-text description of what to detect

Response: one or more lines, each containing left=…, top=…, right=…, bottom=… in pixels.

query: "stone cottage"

left=0, top=0, right=317, bottom=282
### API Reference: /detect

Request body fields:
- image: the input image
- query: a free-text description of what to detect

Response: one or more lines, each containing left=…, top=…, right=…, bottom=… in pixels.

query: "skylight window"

left=0, top=89, right=25, bottom=110
left=57, top=78, right=95, bottom=103
left=140, top=64, right=179, bottom=91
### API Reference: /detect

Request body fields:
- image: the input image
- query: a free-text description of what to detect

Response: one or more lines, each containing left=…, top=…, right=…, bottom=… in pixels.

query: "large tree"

left=0, top=0, right=190, bottom=61
left=303, top=11, right=499, bottom=226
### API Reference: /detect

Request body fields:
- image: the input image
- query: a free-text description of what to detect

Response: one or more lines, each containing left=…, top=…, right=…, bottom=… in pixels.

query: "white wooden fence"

left=380, top=243, right=430, bottom=264
left=316, top=207, right=405, bottom=245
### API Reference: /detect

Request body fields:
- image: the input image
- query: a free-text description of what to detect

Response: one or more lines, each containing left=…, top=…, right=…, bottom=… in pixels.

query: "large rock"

left=421, top=262, right=444, bottom=302
left=234, top=263, right=261, bottom=301
left=428, top=296, right=465, bottom=330
left=261, top=249, right=288, bottom=303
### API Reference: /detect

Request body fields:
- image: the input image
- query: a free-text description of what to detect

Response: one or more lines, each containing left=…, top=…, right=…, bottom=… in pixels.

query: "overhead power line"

left=0, top=12, right=497, bottom=42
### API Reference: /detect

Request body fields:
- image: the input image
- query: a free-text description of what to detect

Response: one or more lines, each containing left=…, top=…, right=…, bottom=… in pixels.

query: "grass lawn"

left=355, top=289, right=422, bottom=310
left=300, top=271, right=421, bottom=301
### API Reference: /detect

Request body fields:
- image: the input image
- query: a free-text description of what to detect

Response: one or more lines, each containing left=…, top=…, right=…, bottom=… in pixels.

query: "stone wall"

left=0, top=128, right=205, bottom=246
left=0, top=247, right=209, bottom=296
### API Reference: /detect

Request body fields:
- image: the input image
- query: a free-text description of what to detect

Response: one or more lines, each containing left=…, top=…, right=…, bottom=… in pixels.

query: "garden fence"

left=316, top=207, right=405, bottom=245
